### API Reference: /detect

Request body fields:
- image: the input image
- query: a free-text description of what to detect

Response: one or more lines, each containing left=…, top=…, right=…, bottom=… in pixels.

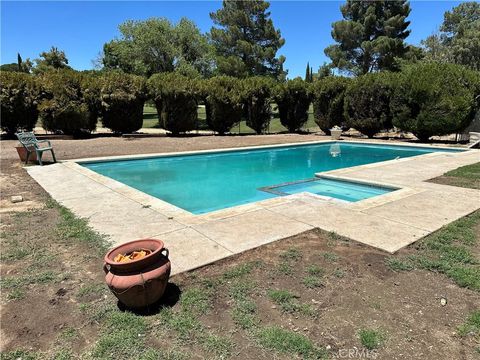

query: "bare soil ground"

left=1, top=135, right=479, bottom=360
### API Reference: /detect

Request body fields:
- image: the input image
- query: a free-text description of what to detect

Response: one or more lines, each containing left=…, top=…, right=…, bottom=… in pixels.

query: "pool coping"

left=65, top=139, right=468, bottom=218
left=25, top=139, right=480, bottom=275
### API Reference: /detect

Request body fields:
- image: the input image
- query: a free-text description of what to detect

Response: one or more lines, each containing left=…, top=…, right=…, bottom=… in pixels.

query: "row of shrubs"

left=1, top=62, right=479, bottom=140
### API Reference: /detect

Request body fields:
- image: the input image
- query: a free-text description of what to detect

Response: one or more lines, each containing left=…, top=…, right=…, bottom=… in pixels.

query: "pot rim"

left=104, top=238, right=165, bottom=267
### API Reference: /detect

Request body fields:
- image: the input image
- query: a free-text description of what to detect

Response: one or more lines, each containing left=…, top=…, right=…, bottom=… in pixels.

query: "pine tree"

left=325, top=0, right=411, bottom=76
left=210, top=0, right=286, bottom=79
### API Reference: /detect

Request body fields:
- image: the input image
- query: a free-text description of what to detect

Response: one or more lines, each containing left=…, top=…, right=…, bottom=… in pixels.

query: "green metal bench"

left=15, top=132, right=57, bottom=166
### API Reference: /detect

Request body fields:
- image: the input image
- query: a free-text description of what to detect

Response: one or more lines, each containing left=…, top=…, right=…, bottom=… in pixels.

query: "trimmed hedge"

left=344, top=72, right=396, bottom=138
left=147, top=73, right=199, bottom=135
left=274, top=78, right=311, bottom=133
left=312, top=76, right=351, bottom=135
left=99, top=72, right=146, bottom=134
left=241, top=76, right=275, bottom=134
left=203, top=76, right=243, bottom=135
left=0, top=72, right=39, bottom=137
left=391, top=62, right=480, bottom=141
left=38, top=70, right=92, bottom=135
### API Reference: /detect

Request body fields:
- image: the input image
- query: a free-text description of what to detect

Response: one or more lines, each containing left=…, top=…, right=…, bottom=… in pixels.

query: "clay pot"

left=103, top=239, right=171, bottom=309
left=15, top=146, right=37, bottom=163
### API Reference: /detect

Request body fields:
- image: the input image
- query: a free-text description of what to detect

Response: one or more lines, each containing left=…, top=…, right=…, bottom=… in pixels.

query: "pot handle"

left=103, top=263, right=110, bottom=274
left=161, top=247, right=169, bottom=259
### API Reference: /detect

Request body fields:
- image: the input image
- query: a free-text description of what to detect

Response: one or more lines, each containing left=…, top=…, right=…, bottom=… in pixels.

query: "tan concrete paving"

left=25, top=141, right=480, bottom=275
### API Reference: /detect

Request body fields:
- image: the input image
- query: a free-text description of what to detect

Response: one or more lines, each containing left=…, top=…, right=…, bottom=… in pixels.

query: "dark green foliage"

left=80, top=71, right=103, bottom=133
left=312, top=76, right=351, bottom=135
left=203, top=76, right=243, bottom=134
left=241, top=76, right=274, bottom=134
left=274, top=78, right=311, bottom=133
left=147, top=73, right=200, bottom=135
left=325, top=0, right=412, bottom=75
left=102, top=18, right=213, bottom=77
left=422, top=2, right=480, bottom=70
left=391, top=62, right=480, bottom=141
left=33, top=46, right=71, bottom=74
left=344, top=72, right=396, bottom=138
left=304, top=63, right=313, bottom=83
left=99, top=72, right=146, bottom=134
left=37, top=70, right=93, bottom=135
left=0, top=72, right=39, bottom=137
left=210, top=0, right=286, bottom=79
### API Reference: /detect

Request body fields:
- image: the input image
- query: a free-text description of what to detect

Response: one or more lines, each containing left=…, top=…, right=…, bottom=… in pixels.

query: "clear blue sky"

left=1, top=1, right=465, bottom=78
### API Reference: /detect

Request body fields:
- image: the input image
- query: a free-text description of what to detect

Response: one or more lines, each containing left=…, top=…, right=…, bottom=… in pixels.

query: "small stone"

left=326, top=345, right=331, bottom=350
left=293, top=327, right=299, bottom=332
left=440, top=297, right=447, bottom=306
left=11, top=195, right=23, bottom=203
left=271, top=305, right=277, bottom=309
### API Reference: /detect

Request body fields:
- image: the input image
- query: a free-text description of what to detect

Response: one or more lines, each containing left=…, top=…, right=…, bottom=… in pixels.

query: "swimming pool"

left=81, top=142, right=462, bottom=214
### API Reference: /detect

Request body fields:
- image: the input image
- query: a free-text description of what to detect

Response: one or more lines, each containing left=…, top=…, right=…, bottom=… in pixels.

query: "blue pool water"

left=265, top=178, right=395, bottom=202
left=82, top=142, right=461, bottom=214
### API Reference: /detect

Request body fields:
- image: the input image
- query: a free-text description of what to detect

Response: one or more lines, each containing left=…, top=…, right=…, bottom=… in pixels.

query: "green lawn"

left=142, top=105, right=320, bottom=134
left=430, top=162, right=480, bottom=190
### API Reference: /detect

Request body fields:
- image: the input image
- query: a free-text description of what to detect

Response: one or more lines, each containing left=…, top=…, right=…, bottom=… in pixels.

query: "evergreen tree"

left=325, top=0, right=411, bottom=76
left=422, top=2, right=480, bottom=70
left=33, top=46, right=71, bottom=74
left=305, top=62, right=311, bottom=82
left=210, top=0, right=286, bottom=79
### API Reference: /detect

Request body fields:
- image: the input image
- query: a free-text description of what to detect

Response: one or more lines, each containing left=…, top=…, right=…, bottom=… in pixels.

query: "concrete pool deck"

left=26, top=140, right=480, bottom=275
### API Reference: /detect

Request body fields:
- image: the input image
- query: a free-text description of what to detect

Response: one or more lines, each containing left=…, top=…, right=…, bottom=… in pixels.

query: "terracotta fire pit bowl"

left=103, top=238, right=171, bottom=309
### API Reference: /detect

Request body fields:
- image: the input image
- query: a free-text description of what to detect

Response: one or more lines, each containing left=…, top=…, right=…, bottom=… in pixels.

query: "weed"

left=268, top=289, right=298, bottom=313
left=223, top=262, right=255, bottom=279
left=55, top=202, right=110, bottom=255
left=358, top=328, right=386, bottom=350
left=385, top=257, right=415, bottom=272
left=322, top=252, right=339, bottom=262
left=302, top=275, right=323, bottom=289
left=277, top=262, right=293, bottom=275
left=256, top=326, right=327, bottom=359
left=201, top=333, right=233, bottom=359
left=0, top=350, right=37, bottom=360
left=306, top=264, right=324, bottom=276
left=268, top=289, right=316, bottom=317
left=333, top=268, right=346, bottom=278
left=77, top=283, right=106, bottom=298
left=180, top=287, right=212, bottom=315
left=458, top=310, right=480, bottom=337
left=280, top=247, right=302, bottom=261
left=0, top=271, right=57, bottom=289
left=6, top=288, right=25, bottom=301
left=92, top=311, right=147, bottom=359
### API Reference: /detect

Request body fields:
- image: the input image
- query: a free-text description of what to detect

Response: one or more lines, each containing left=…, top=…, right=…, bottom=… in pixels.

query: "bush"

left=0, top=72, right=39, bottom=137
left=99, top=72, right=146, bottom=134
left=203, top=76, right=243, bottom=135
left=241, top=76, right=275, bottom=134
left=80, top=71, right=103, bottom=133
left=344, top=72, right=396, bottom=138
left=274, top=78, right=311, bottom=133
left=147, top=73, right=199, bottom=135
left=312, top=76, right=351, bottom=135
left=37, top=70, right=93, bottom=135
left=391, top=62, right=480, bottom=141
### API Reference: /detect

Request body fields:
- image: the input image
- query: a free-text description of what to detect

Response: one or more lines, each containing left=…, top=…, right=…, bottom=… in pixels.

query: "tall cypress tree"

left=305, top=62, right=311, bottom=82
left=325, top=0, right=411, bottom=76
left=210, top=0, right=286, bottom=79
